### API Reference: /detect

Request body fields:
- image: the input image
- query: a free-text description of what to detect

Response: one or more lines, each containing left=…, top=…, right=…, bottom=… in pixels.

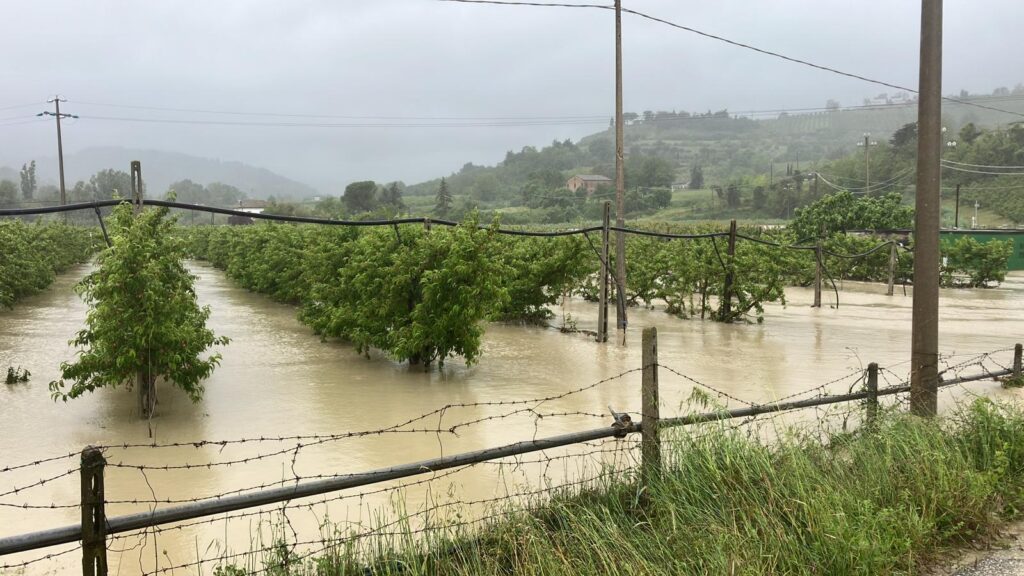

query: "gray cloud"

left=2, top=0, right=1021, bottom=193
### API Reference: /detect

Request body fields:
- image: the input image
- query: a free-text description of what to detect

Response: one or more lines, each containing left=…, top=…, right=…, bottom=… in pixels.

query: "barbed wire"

left=0, top=543, right=79, bottom=572
left=0, top=451, right=80, bottom=474
left=0, top=347, right=1017, bottom=574
left=0, top=467, right=78, bottom=499
left=657, top=364, right=759, bottom=407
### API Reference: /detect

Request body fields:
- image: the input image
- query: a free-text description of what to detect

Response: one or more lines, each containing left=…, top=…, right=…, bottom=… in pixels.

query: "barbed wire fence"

left=0, top=334, right=1019, bottom=576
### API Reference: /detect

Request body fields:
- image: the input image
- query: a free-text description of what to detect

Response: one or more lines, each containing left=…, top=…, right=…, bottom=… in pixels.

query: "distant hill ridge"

left=1, top=147, right=319, bottom=200
left=406, top=94, right=1024, bottom=198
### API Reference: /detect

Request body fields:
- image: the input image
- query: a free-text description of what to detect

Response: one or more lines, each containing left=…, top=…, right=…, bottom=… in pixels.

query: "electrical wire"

left=940, top=163, right=1024, bottom=176
left=73, top=100, right=609, bottom=122
left=440, top=0, right=1024, bottom=120
left=76, top=114, right=610, bottom=129
left=941, top=159, right=1024, bottom=170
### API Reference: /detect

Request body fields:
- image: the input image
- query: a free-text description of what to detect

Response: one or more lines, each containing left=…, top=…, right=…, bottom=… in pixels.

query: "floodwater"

left=1, top=263, right=1022, bottom=574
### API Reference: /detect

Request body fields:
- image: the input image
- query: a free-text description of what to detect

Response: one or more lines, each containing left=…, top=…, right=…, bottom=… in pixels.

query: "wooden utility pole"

left=813, top=241, right=823, bottom=308
left=613, top=0, right=627, bottom=331
left=813, top=224, right=824, bottom=308
left=861, top=134, right=875, bottom=190
left=39, top=97, right=76, bottom=219
left=721, top=220, right=737, bottom=320
left=597, top=201, right=611, bottom=343
left=887, top=241, right=898, bottom=296
left=911, top=0, right=943, bottom=417
left=954, top=183, right=961, bottom=229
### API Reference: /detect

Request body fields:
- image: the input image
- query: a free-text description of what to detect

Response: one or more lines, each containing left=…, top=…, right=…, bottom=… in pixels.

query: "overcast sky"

left=2, top=1, right=1022, bottom=193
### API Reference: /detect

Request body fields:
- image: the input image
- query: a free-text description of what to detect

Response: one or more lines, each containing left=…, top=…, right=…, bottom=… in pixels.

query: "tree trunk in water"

left=138, top=370, right=155, bottom=419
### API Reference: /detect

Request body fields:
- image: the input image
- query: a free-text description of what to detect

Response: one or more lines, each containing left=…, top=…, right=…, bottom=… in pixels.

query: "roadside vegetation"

left=213, top=399, right=1024, bottom=575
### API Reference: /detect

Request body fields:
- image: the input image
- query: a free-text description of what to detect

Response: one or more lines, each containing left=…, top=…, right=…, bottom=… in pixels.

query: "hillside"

left=405, top=94, right=1024, bottom=209
left=1, top=147, right=319, bottom=200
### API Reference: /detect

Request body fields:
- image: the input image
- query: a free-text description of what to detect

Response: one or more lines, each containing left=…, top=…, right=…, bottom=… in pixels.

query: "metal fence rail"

left=0, top=333, right=1020, bottom=574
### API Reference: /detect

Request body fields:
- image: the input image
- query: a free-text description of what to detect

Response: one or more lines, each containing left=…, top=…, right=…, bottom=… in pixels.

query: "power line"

left=942, top=158, right=1024, bottom=170
left=76, top=114, right=609, bottom=128
left=0, top=102, right=43, bottom=113
left=67, top=99, right=972, bottom=125
left=940, top=163, right=1024, bottom=176
left=73, top=100, right=610, bottom=122
left=440, top=0, right=1024, bottom=120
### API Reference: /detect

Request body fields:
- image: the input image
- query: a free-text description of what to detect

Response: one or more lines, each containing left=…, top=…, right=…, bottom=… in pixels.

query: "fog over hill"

left=0, top=147, right=319, bottom=200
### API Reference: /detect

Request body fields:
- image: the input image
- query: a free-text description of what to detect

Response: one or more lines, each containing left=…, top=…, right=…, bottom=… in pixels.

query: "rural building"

left=567, top=174, right=612, bottom=195
left=236, top=199, right=268, bottom=214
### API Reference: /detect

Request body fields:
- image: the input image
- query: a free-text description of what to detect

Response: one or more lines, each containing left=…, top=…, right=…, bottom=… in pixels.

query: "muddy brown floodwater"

left=1, top=263, right=1022, bottom=574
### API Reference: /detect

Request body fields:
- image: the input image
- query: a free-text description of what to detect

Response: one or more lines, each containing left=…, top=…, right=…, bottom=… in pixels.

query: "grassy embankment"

left=217, top=398, right=1024, bottom=575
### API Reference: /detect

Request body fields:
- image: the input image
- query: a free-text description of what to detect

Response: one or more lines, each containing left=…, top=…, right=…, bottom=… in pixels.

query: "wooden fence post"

left=813, top=224, right=824, bottom=308
left=130, top=161, right=143, bottom=214
left=721, top=219, right=737, bottom=320
left=641, top=327, right=661, bottom=484
left=81, top=447, right=107, bottom=576
left=866, top=363, right=879, bottom=428
left=130, top=161, right=154, bottom=418
left=886, top=242, right=897, bottom=296
left=597, top=201, right=611, bottom=343
left=813, top=242, right=823, bottom=308
left=1014, top=344, right=1022, bottom=380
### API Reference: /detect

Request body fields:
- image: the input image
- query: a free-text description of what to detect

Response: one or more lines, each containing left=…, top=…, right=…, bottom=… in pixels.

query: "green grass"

left=216, top=399, right=1024, bottom=575
left=941, top=198, right=1015, bottom=229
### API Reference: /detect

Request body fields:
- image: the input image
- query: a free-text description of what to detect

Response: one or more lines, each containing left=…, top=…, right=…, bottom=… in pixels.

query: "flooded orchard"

left=1, top=263, right=1022, bottom=574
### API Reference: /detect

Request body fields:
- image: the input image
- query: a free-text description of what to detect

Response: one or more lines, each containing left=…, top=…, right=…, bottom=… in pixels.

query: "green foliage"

left=689, top=165, right=704, bottom=189
left=791, top=191, right=913, bottom=239
left=299, top=217, right=508, bottom=366
left=492, top=236, right=592, bottom=322
left=1003, top=375, right=1024, bottom=389
left=343, top=181, right=379, bottom=213
left=434, top=177, right=453, bottom=217
left=941, top=237, right=1014, bottom=287
left=19, top=161, right=36, bottom=201
left=5, top=366, right=30, bottom=384
left=188, top=218, right=583, bottom=366
left=0, top=220, right=99, bottom=308
left=379, top=181, right=405, bottom=212
left=613, top=225, right=789, bottom=323
left=49, top=203, right=229, bottom=405
left=625, top=155, right=675, bottom=189
left=166, top=179, right=244, bottom=207
left=0, top=180, right=17, bottom=204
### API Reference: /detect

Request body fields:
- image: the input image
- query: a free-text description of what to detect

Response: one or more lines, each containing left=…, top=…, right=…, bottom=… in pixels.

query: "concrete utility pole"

left=858, top=133, right=878, bottom=190
left=38, top=97, right=77, bottom=212
left=613, top=0, right=627, bottom=331
left=910, top=0, right=943, bottom=417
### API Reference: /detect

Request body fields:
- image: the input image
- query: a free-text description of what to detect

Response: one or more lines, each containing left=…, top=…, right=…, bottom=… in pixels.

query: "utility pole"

left=38, top=96, right=77, bottom=214
left=857, top=133, right=878, bottom=191
left=953, top=183, right=960, bottom=229
left=910, top=0, right=943, bottom=418
left=613, top=0, right=627, bottom=331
